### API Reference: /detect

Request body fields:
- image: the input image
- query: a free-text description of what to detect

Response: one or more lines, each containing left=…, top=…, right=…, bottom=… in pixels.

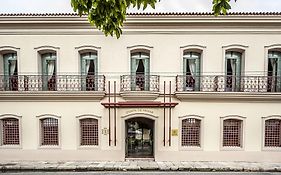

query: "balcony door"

left=3, top=53, right=18, bottom=91
left=131, top=52, right=150, bottom=91
left=81, top=52, right=97, bottom=91
left=225, top=51, right=242, bottom=92
left=268, top=51, right=281, bottom=92
left=42, top=53, right=56, bottom=91
left=183, top=51, right=201, bottom=91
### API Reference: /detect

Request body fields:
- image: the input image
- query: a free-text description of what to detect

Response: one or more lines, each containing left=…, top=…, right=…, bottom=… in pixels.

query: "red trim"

left=101, top=101, right=178, bottom=108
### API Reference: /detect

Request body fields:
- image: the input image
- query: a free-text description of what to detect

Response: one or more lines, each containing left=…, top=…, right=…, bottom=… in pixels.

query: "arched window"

left=80, top=52, right=97, bottom=91
left=222, top=119, right=243, bottom=147
left=1, top=50, right=18, bottom=91
left=0, top=117, right=20, bottom=145
left=264, top=119, right=281, bottom=147
left=131, top=51, right=150, bottom=91
left=41, top=52, right=57, bottom=91
left=181, top=118, right=201, bottom=147
left=80, top=118, right=98, bottom=146
left=183, top=51, right=201, bottom=91
left=225, top=51, right=242, bottom=92
left=267, top=51, right=281, bottom=92
left=40, top=117, right=59, bottom=146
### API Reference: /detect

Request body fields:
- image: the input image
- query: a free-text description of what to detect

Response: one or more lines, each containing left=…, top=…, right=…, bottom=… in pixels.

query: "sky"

left=0, top=0, right=280, bottom=14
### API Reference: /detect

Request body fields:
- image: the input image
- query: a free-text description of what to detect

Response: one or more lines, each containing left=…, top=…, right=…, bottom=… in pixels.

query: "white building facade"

left=0, top=12, right=281, bottom=162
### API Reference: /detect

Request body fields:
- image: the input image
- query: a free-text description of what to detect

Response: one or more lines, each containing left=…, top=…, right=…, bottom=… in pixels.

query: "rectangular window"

left=1, top=118, right=19, bottom=145
left=223, top=119, right=242, bottom=147
left=80, top=118, right=98, bottom=146
left=182, top=118, right=201, bottom=147
left=41, top=118, right=58, bottom=146
left=265, top=119, right=281, bottom=147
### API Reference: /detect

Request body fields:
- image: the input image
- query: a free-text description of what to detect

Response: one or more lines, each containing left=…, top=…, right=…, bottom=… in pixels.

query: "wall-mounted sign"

left=125, top=109, right=154, bottom=115
left=171, top=129, right=178, bottom=136
left=102, top=128, right=109, bottom=135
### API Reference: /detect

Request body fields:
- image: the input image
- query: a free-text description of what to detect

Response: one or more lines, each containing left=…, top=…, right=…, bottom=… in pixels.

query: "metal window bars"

left=265, top=119, right=281, bottom=147
left=1, top=118, right=19, bottom=145
left=80, top=118, right=98, bottom=146
left=223, top=119, right=242, bottom=147
left=40, top=118, right=58, bottom=146
left=181, top=118, right=201, bottom=147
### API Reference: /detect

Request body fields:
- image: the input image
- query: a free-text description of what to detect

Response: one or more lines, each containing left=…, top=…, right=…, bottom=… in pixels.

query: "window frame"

left=0, top=114, right=22, bottom=149
left=220, top=115, right=246, bottom=151
left=179, top=115, right=204, bottom=151
left=262, top=115, right=281, bottom=151
left=76, top=114, right=101, bottom=149
left=37, top=114, right=61, bottom=149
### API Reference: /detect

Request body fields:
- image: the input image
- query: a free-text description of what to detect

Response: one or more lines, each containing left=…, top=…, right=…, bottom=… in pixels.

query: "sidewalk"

left=1, top=161, right=281, bottom=172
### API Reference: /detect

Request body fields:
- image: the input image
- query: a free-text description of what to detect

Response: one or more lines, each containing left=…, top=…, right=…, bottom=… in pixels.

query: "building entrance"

left=125, top=117, right=154, bottom=158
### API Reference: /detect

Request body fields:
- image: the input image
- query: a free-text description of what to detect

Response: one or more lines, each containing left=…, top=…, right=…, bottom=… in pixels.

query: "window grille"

left=40, top=118, right=58, bottom=146
left=265, top=119, right=281, bottom=147
left=182, top=118, right=201, bottom=146
left=1, top=118, right=19, bottom=145
left=223, top=119, right=242, bottom=147
left=80, top=118, right=98, bottom=146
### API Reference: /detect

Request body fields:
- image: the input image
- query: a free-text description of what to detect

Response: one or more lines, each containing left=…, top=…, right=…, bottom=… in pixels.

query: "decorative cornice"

left=127, top=45, right=153, bottom=49
left=75, top=45, right=101, bottom=50
left=180, top=45, right=206, bottom=49
left=34, top=45, right=60, bottom=50
left=222, top=44, right=249, bottom=49
left=264, top=44, right=281, bottom=48
left=0, top=46, right=20, bottom=51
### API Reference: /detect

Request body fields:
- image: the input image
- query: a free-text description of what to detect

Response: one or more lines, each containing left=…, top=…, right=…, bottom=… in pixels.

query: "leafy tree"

left=71, top=0, right=235, bottom=38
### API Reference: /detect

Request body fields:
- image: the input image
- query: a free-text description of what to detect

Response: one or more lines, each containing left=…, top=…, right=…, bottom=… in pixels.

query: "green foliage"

left=71, top=0, right=236, bottom=38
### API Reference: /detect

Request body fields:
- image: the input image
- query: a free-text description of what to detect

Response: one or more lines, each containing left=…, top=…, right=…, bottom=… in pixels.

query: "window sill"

left=39, top=145, right=61, bottom=149
left=0, top=145, right=21, bottom=149
left=221, top=146, right=244, bottom=151
left=179, top=146, right=203, bottom=151
left=262, top=147, right=281, bottom=151
left=78, top=145, right=100, bottom=150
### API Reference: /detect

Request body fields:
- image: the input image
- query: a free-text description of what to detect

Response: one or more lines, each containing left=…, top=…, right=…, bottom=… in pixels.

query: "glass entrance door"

left=125, top=117, right=154, bottom=158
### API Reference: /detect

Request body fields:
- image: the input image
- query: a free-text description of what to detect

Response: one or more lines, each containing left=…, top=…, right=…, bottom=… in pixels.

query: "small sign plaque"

left=102, top=128, right=109, bottom=135
left=171, top=129, right=178, bottom=136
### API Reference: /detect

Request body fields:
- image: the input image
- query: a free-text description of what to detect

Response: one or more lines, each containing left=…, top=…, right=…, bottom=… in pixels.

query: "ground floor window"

left=40, top=118, right=59, bottom=146
left=181, top=118, right=201, bottom=147
left=265, top=119, right=281, bottom=147
left=1, top=118, right=19, bottom=145
left=223, top=119, right=242, bottom=147
left=80, top=118, right=98, bottom=146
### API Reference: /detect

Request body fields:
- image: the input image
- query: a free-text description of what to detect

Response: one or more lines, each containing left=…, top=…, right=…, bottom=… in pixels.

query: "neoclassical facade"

left=0, top=12, right=281, bottom=162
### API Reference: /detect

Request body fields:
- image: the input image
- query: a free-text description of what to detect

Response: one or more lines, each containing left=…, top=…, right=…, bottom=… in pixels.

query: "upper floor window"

left=267, top=51, right=281, bottom=92
left=80, top=52, right=97, bottom=91
left=40, top=117, right=59, bottom=146
left=0, top=117, right=20, bottom=145
left=41, top=53, right=56, bottom=91
left=183, top=51, right=201, bottom=91
left=264, top=119, right=281, bottom=147
left=131, top=51, right=150, bottom=91
left=222, top=119, right=243, bottom=148
left=80, top=118, right=98, bottom=146
left=181, top=118, right=201, bottom=147
left=225, top=51, right=242, bottom=92
left=3, top=53, right=18, bottom=91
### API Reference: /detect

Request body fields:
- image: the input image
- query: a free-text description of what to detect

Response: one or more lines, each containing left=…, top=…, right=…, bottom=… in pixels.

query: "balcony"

left=0, top=75, right=106, bottom=101
left=175, top=75, right=281, bottom=101
left=120, top=74, right=160, bottom=100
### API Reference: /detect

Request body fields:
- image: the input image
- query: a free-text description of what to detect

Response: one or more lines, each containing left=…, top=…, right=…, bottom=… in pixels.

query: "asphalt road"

left=1, top=172, right=281, bottom=175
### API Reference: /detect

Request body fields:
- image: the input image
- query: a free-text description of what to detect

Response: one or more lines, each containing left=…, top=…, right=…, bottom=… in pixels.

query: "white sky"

left=0, top=0, right=280, bottom=13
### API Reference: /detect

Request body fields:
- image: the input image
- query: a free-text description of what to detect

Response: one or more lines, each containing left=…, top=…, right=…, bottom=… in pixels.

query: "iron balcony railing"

left=120, top=74, right=160, bottom=92
left=176, top=75, right=281, bottom=92
left=0, top=75, right=105, bottom=91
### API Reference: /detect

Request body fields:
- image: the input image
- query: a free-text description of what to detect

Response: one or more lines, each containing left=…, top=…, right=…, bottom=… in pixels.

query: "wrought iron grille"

left=0, top=75, right=105, bottom=92
left=80, top=118, right=98, bottom=146
left=176, top=75, right=281, bottom=92
left=41, top=118, right=58, bottom=146
left=1, top=118, right=19, bottom=145
left=265, top=119, right=281, bottom=147
left=223, top=119, right=242, bottom=147
left=181, top=118, right=201, bottom=147
left=120, top=74, right=159, bottom=92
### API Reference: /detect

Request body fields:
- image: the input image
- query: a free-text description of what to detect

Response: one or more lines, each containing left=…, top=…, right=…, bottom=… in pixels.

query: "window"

left=267, top=51, right=281, bottom=92
left=264, top=119, right=281, bottom=147
left=131, top=51, right=150, bottom=91
left=225, top=51, right=242, bottom=92
left=0, top=118, right=20, bottom=145
left=3, top=53, right=18, bottom=91
left=223, top=119, right=243, bottom=147
left=41, top=53, right=56, bottom=91
left=80, top=52, right=97, bottom=91
left=183, top=51, right=201, bottom=91
left=181, top=118, right=201, bottom=147
left=40, top=118, right=59, bottom=146
left=80, top=118, right=98, bottom=146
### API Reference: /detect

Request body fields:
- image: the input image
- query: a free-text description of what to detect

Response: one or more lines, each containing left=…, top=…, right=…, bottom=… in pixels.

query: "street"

left=1, top=172, right=281, bottom=175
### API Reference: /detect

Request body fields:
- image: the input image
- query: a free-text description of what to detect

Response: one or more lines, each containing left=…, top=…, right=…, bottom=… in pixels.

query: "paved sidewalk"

left=1, top=161, right=281, bottom=172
